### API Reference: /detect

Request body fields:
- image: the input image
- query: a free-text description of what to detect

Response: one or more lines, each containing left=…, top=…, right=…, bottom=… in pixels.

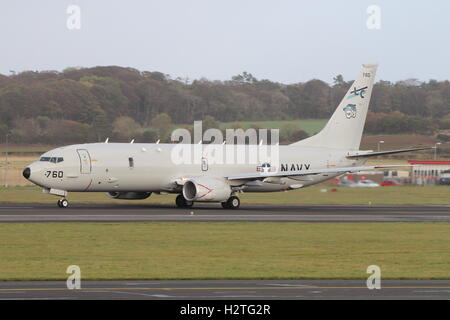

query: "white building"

left=409, top=160, right=450, bottom=185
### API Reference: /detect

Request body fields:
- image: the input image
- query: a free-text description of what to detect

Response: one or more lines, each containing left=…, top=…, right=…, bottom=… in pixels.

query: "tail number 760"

left=45, top=171, right=64, bottom=178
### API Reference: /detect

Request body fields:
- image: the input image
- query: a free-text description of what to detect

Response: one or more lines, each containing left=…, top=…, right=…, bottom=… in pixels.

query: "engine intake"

left=182, top=177, right=231, bottom=202
left=107, top=192, right=151, bottom=200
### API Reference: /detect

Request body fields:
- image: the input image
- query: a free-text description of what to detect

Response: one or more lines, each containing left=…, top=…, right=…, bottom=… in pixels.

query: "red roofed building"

left=408, top=160, right=450, bottom=185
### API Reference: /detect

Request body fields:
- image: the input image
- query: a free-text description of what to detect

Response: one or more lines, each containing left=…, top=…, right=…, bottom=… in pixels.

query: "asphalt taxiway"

left=0, top=280, right=449, bottom=300
left=0, top=204, right=450, bottom=222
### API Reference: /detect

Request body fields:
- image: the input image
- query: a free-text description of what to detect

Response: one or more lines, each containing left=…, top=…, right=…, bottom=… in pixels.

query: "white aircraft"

left=23, top=64, right=428, bottom=209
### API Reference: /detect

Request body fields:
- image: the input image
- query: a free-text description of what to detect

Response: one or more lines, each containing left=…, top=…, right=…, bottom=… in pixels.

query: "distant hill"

left=1, top=66, right=449, bottom=144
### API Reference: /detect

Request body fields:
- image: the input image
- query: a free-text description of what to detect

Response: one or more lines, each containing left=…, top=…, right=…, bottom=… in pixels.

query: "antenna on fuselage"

left=156, top=139, right=160, bottom=144
left=130, top=139, right=135, bottom=143
left=105, top=138, right=109, bottom=143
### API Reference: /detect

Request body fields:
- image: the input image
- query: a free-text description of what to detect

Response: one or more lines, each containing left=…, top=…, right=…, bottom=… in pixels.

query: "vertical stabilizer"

left=291, top=64, right=378, bottom=150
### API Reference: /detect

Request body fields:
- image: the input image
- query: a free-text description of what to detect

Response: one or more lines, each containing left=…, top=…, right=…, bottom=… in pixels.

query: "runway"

left=0, top=204, right=450, bottom=222
left=0, top=280, right=449, bottom=300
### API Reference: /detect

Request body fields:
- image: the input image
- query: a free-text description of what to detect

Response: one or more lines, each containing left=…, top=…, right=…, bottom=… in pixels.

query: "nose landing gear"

left=57, top=198, right=69, bottom=208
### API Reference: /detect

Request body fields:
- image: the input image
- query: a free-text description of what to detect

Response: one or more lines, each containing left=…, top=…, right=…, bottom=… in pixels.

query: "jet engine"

left=106, top=192, right=151, bottom=200
left=182, top=177, right=231, bottom=202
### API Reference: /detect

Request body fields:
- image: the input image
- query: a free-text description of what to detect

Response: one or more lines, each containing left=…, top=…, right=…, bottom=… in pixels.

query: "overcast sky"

left=0, top=1, right=449, bottom=83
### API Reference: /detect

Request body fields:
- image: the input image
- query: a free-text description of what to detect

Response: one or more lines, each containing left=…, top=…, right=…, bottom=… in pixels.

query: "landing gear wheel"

left=222, top=196, right=240, bottom=209
left=176, top=194, right=193, bottom=208
left=57, top=198, right=69, bottom=208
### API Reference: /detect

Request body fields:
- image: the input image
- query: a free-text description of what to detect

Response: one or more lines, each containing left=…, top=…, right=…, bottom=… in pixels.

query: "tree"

left=231, top=71, right=258, bottom=84
left=333, top=74, right=346, bottom=87
left=91, top=111, right=112, bottom=141
left=142, top=128, right=159, bottom=142
left=0, top=123, right=9, bottom=141
left=149, top=113, right=172, bottom=140
left=202, top=115, right=219, bottom=131
left=1, top=65, right=450, bottom=146
left=112, top=116, right=141, bottom=141
left=43, top=120, right=90, bottom=144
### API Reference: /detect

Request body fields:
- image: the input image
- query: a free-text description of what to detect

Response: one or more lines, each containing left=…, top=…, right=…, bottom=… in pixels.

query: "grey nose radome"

left=23, top=167, right=31, bottom=179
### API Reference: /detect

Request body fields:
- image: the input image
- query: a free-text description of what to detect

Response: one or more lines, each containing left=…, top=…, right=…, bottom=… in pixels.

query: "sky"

left=0, top=0, right=449, bottom=84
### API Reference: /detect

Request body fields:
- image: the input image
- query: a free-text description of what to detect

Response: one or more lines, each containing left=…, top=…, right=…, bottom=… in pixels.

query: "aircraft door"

left=201, top=157, right=208, bottom=171
left=77, top=149, right=92, bottom=174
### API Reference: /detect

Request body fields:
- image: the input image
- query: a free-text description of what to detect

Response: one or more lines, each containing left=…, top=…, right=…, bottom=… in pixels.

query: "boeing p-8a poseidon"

left=23, top=64, right=427, bottom=209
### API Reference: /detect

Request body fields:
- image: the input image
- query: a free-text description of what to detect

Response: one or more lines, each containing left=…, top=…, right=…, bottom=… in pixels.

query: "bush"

left=365, top=112, right=437, bottom=135
left=280, top=123, right=309, bottom=143
left=43, top=120, right=90, bottom=144
left=436, top=133, right=450, bottom=142
left=149, top=113, right=172, bottom=140
left=290, top=129, right=309, bottom=141
left=142, top=128, right=159, bottom=142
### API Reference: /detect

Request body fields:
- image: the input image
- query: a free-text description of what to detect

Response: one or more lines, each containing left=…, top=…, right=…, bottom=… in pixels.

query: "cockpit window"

left=40, top=157, right=63, bottom=163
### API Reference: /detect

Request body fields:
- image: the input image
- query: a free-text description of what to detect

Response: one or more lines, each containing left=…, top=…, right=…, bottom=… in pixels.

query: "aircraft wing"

left=226, top=164, right=410, bottom=181
left=346, top=147, right=433, bottom=158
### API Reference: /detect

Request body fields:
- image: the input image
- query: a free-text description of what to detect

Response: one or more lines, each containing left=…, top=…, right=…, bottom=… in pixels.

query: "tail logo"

left=347, top=86, right=368, bottom=99
left=343, top=104, right=357, bottom=119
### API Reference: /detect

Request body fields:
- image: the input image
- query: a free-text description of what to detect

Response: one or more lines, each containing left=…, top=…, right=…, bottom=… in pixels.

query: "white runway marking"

left=264, top=283, right=318, bottom=287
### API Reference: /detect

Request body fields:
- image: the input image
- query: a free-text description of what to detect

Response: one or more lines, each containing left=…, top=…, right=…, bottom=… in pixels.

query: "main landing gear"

left=57, top=198, right=69, bottom=208
left=175, top=194, right=193, bottom=208
left=175, top=194, right=241, bottom=209
left=221, top=196, right=240, bottom=210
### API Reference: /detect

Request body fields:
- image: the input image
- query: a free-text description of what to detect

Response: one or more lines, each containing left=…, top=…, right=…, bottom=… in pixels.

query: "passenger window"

left=129, top=157, right=134, bottom=168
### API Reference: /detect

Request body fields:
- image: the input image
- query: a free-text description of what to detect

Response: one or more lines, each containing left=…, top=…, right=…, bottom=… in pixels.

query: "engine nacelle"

left=182, top=177, right=231, bottom=202
left=106, top=192, right=151, bottom=200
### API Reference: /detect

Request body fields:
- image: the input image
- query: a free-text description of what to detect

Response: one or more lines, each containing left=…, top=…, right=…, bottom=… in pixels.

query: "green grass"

left=1, top=185, right=449, bottom=205
left=0, top=222, right=448, bottom=280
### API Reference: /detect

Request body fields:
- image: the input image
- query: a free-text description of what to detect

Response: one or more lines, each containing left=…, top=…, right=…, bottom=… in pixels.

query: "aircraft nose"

left=23, top=167, right=31, bottom=179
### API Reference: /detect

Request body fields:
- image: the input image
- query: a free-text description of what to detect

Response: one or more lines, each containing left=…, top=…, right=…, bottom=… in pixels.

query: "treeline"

left=0, top=66, right=449, bottom=144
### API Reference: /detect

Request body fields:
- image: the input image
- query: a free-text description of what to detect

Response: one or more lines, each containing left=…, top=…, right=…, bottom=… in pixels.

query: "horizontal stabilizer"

left=346, top=146, right=433, bottom=158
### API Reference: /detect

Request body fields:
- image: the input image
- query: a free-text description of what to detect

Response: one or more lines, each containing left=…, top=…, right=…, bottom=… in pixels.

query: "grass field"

left=0, top=184, right=449, bottom=205
left=0, top=222, right=448, bottom=280
left=0, top=155, right=36, bottom=186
